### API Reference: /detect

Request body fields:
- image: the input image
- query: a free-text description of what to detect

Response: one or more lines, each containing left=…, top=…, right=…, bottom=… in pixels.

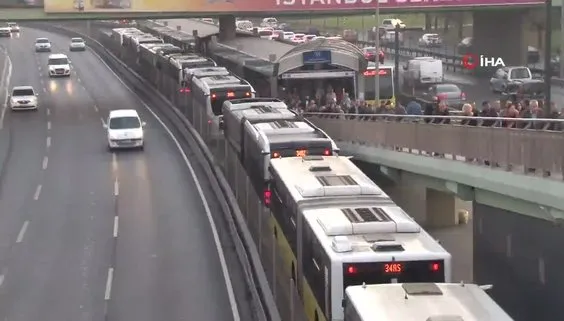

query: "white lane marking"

left=93, top=105, right=99, bottom=112
left=113, top=216, right=118, bottom=237
left=46, top=136, right=51, bottom=148
left=77, top=77, right=81, bottom=83
left=111, top=152, right=117, bottom=172
left=33, top=184, right=42, bottom=200
left=100, top=117, right=106, bottom=127
left=47, top=121, right=51, bottom=130
left=113, top=179, right=119, bottom=196
left=42, top=156, right=48, bottom=169
left=0, top=51, right=13, bottom=130
left=104, top=267, right=114, bottom=300
left=16, top=221, right=29, bottom=243
left=90, top=50, right=240, bottom=321
left=0, top=274, right=4, bottom=287
left=46, top=108, right=50, bottom=116
left=37, top=66, right=41, bottom=71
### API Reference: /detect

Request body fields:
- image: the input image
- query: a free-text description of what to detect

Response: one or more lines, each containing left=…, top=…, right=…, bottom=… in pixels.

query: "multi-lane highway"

left=0, top=27, right=245, bottom=321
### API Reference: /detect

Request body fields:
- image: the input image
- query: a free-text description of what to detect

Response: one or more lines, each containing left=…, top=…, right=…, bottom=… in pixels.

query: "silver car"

left=489, top=66, right=532, bottom=93
left=69, top=37, right=86, bottom=51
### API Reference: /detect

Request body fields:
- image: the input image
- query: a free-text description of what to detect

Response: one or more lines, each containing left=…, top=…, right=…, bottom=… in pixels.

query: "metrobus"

left=222, top=98, right=338, bottom=197
left=191, top=73, right=256, bottom=137
left=344, top=283, right=512, bottom=321
left=267, top=155, right=451, bottom=321
left=363, top=65, right=395, bottom=107
left=165, top=54, right=217, bottom=86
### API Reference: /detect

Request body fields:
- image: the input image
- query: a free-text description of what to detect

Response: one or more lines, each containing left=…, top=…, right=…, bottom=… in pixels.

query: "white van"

left=403, top=57, right=443, bottom=87
left=47, top=53, right=71, bottom=77
left=104, top=109, right=146, bottom=151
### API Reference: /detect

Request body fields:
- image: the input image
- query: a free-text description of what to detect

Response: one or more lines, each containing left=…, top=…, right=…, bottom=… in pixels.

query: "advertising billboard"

left=45, top=0, right=545, bottom=14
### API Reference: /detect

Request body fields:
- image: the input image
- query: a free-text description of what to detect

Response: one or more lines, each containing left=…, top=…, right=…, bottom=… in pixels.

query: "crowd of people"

left=282, top=86, right=563, bottom=131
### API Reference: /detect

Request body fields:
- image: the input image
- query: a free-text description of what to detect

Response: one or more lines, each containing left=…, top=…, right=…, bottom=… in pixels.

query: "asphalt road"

left=0, top=27, right=241, bottom=321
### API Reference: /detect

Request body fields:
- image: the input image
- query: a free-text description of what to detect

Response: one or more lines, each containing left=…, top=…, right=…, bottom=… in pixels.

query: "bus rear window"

left=342, top=261, right=445, bottom=292
left=270, top=141, right=333, bottom=158
left=210, top=89, right=252, bottom=115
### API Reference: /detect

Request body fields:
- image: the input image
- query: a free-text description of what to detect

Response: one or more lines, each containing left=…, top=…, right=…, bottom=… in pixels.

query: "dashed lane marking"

left=46, top=136, right=51, bottom=148
left=104, top=268, right=114, bottom=300
left=42, top=156, right=48, bottom=170
left=16, top=221, right=29, bottom=243
left=33, top=185, right=42, bottom=201
left=113, top=216, right=118, bottom=238
left=113, top=179, right=119, bottom=196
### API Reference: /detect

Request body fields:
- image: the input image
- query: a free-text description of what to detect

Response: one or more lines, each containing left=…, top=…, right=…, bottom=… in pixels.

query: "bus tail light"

left=245, top=92, right=251, bottom=97
left=430, top=262, right=441, bottom=272
left=323, top=148, right=331, bottom=156
left=346, top=265, right=357, bottom=274
left=263, top=189, right=272, bottom=206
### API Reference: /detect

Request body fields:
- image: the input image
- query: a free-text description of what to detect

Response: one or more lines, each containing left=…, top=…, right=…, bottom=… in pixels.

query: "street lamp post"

left=544, top=0, right=552, bottom=114
left=374, top=2, right=380, bottom=106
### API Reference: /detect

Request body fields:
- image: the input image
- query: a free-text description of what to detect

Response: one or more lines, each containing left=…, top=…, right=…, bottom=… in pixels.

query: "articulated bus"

left=344, top=283, right=513, bottom=321
left=222, top=98, right=338, bottom=198
left=190, top=73, right=256, bottom=137
left=267, top=155, right=451, bottom=321
left=363, top=65, right=395, bottom=107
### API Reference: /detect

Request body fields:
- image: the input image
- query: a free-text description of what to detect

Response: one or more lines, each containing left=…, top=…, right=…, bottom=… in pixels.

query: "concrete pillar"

left=472, top=9, right=528, bottom=72
left=426, top=188, right=457, bottom=228
left=218, top=15, right=236, bottom=42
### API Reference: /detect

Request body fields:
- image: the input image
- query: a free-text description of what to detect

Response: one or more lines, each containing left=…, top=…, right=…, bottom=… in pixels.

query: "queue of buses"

left=110, top=26, right=513, bottom=321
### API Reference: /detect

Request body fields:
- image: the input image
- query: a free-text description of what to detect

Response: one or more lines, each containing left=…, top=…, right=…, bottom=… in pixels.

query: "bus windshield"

left=364, top=68, right=394, bottom=100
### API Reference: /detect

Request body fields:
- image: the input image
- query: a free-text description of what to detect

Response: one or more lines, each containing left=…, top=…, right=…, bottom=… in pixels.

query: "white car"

left=419, top=33, right=442, bottom=47
left=69, top=37, right=86, bottom=51
left=291, top=33, right=306, bottom=44
left=282, top=31, right=294, bottom=40
left=35, top=38, right=51, bottom=52
left=260, top=17, right=278, bottom=28
left=7, top=22, right=19, bottom=33
left=381, top=18, right=406, bottom=30
left=104, top=109, right=145, bottom=150
left=8, top=86, right=38, bottom=111
left=0, top=26, right=11, bottom=38
left=48, top=53, right=71, bottom=77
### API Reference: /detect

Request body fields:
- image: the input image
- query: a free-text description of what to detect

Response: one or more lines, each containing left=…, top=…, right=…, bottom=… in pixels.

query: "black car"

left=501, top=79, right=545, bottom=101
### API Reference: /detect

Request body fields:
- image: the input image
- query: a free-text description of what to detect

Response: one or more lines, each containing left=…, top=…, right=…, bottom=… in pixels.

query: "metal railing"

left=303, top=112, right=564, bottom=178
